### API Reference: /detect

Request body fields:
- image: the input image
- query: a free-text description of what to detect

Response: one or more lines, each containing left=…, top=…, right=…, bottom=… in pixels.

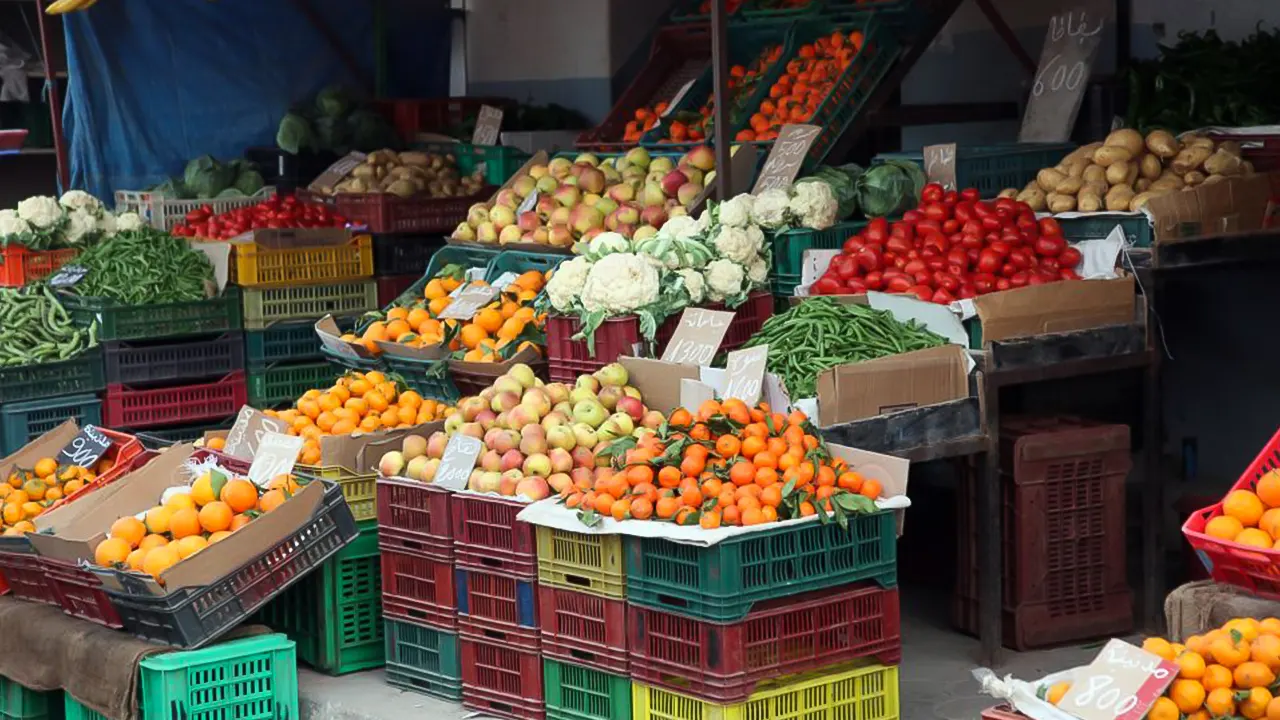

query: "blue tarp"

left=60, top=0, right=450, bottom=203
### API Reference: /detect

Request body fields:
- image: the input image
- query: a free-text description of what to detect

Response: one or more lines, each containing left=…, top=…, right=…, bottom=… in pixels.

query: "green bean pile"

left=67, top=228, right=214, bottom=305
left=742, top=296, right=948, bottom=398
left=0, top=285, right=96, bottom=366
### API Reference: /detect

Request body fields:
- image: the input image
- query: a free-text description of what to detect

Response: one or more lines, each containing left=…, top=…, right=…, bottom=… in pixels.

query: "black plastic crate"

left=244, top=146, right=341, bottom=193
left=372, top=234, right=449, bottom=276
left=103, top=332, right=246, bottom=385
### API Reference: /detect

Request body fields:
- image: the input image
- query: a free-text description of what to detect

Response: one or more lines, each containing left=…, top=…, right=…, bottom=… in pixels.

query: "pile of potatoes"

left=1000, top=128, right=1255, bottom=214
left=317, top=149, right=487, bottom=199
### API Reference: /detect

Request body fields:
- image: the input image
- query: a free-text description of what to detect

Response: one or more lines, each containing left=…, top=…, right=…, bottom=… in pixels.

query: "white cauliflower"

left=17, top=196, right=64, bottom=229
left=97, top=212, right=117, bottom=236
left=115, top=212, right=144, bottom=232
left=62, top=208, right=99, bottom=245
left=58, top=190, right=103, bottom=217
left=584, top=231, right=631, bottom=261
left=0, top=210, right=31, bottom=239
left=675, top=268, right=706, bottom=304
left=546, top=256, right=593, bottom=312
left=705, top=259, right=746, bottom=303
left=659, top=214, right=697, bottom=240
left=751, top=188, right=791, bottom=230
left=718, top=194, right=754, bottom=228
left=747, top=255, right=769, bottom=287
left=745, top=225, right=765, bottom=252
left=712, top=226, right=757, bottom=265
left=788, top=181, right=838, bottom=230
left=580, top=253, right=660, bottom=314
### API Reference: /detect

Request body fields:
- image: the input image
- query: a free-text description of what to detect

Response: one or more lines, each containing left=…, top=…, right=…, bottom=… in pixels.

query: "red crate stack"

left=455, top=568, right=540, bottom=651
left=451, top=493, right=538, bottom=577
left=460, top=635, right=545, bottom=720
left=537, top=585, right=628, bottom=674
left=377, top=479, right=457, bottom=629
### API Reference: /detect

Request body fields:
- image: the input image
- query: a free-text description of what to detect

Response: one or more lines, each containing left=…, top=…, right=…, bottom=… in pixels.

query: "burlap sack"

left=1164, top=580, right=1280, bottom=641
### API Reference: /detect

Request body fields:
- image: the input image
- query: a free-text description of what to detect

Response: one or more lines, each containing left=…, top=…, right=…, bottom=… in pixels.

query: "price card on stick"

left=223, top=407, right=289, bottom=460
left=1060, top=639, right=1179, bottom=720
left=56, top=425, right=113, bottom=468
left=1019, top=2, right=1109, bottom=143
left=660, top=308, right=735, bottom=366
left=752, top=124, right=821, bottom=194
left=923, top=143, right=957, bottom=190
left=723, top=345, right=768, bottom=405
left=661, top=79, right=697, bottom=117
left=438, top=284, right=500, bottom=320
left=472, top=105, right=504, bottom=146
left=434, top=434, right=484, bottom=491
left=516, top=190, right=539, bottom=215
left=247, top=432, right=305, bottom=487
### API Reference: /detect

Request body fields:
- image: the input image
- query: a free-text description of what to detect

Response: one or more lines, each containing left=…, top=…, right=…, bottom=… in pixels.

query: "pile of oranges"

left=92, top=471, right=303, bottom=582
left=622, top=103, right=668, bottom=144
left=735, top=29, right=866, bottom=142
left=1, top=457, right=110, bottom=535
left=658, top=44, right=783, bottom=145
left=562, top=400, right=883, bottom=529
left=1199, top=471, right=1280, bottom=549
left=263, top=370, right=454, bottom=466
left=1041, top=618, right=1280, bottom=720
left=342, top=268, right=549, bottom=363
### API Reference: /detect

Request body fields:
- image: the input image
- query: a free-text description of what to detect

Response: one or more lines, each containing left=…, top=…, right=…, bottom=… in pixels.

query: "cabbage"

left=277, top=112, right=314, bottom=154
left=234, top=168, right=265, bottom=196
left=856, top=163, right=922, bottom=218
left=216, top=188, right=247, bottom=199
left=315, top=86, right=350, bottom=118
left=183, top=155, right=236, bottom=199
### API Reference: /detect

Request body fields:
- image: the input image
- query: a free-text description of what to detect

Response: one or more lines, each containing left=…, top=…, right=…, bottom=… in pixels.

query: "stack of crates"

left=0, top=347, right=105, bottom=457
left=372, top=234, right=447, bottom=307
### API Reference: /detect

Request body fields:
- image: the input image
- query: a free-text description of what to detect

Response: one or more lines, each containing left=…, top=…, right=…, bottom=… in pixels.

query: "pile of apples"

left=450, top=146, right=716, bottom=249
left=378, top=362, right=660, bottom=501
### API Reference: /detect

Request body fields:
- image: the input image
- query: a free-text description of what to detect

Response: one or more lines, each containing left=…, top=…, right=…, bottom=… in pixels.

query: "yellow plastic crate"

left=234, top=233, right=374, bottom=287
left=297, top=463, right=377, bottom=522
left=632, top=661, right=899, bottom=720
left=535, top=526, right=625, bottom=598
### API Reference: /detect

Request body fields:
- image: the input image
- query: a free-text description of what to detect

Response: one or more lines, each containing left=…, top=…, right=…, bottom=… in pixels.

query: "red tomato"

left=908, top=285, right=934, bottom=302
left=864, top=217, right=889, bottom=244
left=863, top=271, right=884, bottom=290
left=1058, top=246, right=1083, bottom=269
left=921, top=183, right=944, bottom=203
left=813, top=276, right=842, bottom=295
left=1038, top=217, right=1062, bottom=236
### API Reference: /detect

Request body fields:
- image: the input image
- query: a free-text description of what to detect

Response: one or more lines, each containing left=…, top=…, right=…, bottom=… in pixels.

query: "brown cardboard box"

left=0, top=420, right=79, bottom=482
left=316, top=315, right=376, bottom=360
left=826, top=442, right=911, bottom=535
left=233, top=227, right=352, bottom=250
left=973, top=276, right=1136, bottom=343
left=1147, top=174, right=1273, bottom=243
left=815, top=345, right=969, bottom=425
left=226, top=406, right=445, bottom=473
left=618, top=357, right=702, bottom=415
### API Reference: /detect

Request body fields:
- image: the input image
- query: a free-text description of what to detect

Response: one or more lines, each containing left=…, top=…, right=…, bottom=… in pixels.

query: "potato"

left=1182, top=134, right=1215, bottom=150
left=1129, top=192, right=1157, bottom=212
left=1184, top=170, right=1206, bottom=186
left=1125, top=161, right=1140, bottom=186
left=1172, top=146, right=1212, bottom=174
left=1202, top=173, right=1227, bottom=186
left=1203, top=149, right=1242, bottom=176
left=1216, top=140, right=1242, bottom=157
left=352, top=164, right=376, bottom=179
left=1077, top=190, right=1102, bottom=213
left=1139, top=154, right=1162, bottom=180
left=1244, top=160, right=1256, bottom=175
left=1105, top=160, right=1131, bottom=186
left=1093, top=146, right=1132, bottom=167
left=1135, top=178, right=1151, bottom=192
left=1017, top=186, right=1047, bottom=211
left=1037, top=168, right=1067, bottom=192
left=1083, top=164, right=1108, bottom=183
left=1064, top=142, right=1103, bottom=165
left=1064, top=158, right=1090, bottom=178
left=347, top=177, right=369, bottom=193
left=1155, top=170, right=1184, bottom=188
left=1055, top=176, right=1084, bottom=195
left=1023, top=179, right=1039, bottom=193
left=399, top=151, right=430, bottom=166
left=997, top=188, right=1019, bottom=199
left=1145, top=130, right=1179, bottom=158
left=1046, top=193, right=1076, bottom=213
left=1084, top=179, right=1110, bottom=198
left=1105, top=128, right=1145, bottom=156
left=1105, top=185, right=1135, bottom=211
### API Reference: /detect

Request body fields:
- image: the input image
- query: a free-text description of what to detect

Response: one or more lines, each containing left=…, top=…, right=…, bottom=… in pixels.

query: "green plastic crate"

left=255, top=527, right=384, bottom=675
left=770, top=220, right=867, bottom=297
left=61, top=288, right=243, bottom=342
left=415, top=142, right=531, bottom=187
left=0, top=393, right=102, bottom=457
left=137, top=633, right=297, bottom=720
left=826, top=0, right=926, bottom=35
left=1057, top=213, right=1153, bottom=248
left=241, top=280, right=379, bottom=330
left=245, top=316, right=358, bottom=366
left=248, top=361, right=340, bottom=409
left=873, top=142, right=1077, bottom=199
left=63, top=695, right=104, bottom=720
left=379, top=354, right=460, bottom=404
left=385, top=620, right=462, bottom=701
left=485, top=251, right=566, bottom=284
left=0, top=347, right=105, bottom=404
left=543, top=659, right=631, bottom=720
left=130, top=417, right=235, bottom=449
left=0, top=676, right=58, bottom=720
left=625, top=513, right=897, bottom=621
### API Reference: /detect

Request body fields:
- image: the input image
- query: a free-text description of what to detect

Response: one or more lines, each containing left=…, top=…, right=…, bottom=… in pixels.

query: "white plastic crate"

left=113, top=186, right=276, bottom=230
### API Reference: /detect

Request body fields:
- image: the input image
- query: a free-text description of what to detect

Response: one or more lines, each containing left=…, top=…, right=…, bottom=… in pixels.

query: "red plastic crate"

left=0, top=245, right=79, bottom=287
left=373, top=97, right=514, bottom=140
left=545, top=292, right=773, bottom=383
left=43, top=427, right=145, bottom=513
left=376, top=477, right=453, bottom=559
left=1207, top=132, right=1280, bottom=173
left=576, top=25, right=712, bottom=153
left=42, top=556, right=123, bottom=628
left=537, top=585, right=628, bottom=673
left=456, top=568, right=540, bottom=651
left=956, top=416, right=1133, bottom=650
left=0, top=129, right=28, bottom=151
left=451, top=493, right=537, bottom=577
left=460, top=636, right=545, bottom=720
left=0, top=551, right=56, bottom=605
left=103, top=371, right=247, bottom=429
left=380, top=528, right=457, bottom=629
left=332, top=189, right=492, bottom=234
left=628, top=583, right=901, bottom=703
left=376, top=274, right=419, bottom=307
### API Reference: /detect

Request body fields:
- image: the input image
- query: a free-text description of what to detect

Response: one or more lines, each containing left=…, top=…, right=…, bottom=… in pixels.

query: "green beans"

left=741, top=296, right=947, bottom=398
left=0, top=285, right=96, bottom=366
left=64, top=227, right=214, bottom=305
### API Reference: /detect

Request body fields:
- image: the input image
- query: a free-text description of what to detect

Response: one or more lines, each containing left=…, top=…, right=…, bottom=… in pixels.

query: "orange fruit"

left=230, top=514, right=252, bottom=531
left=198, top=501, right=233, bottom=533
left=1259, top=470, right=1280, bottom=508
left=1206, top=687, right=1236, bottom=716
left=1211, top=634, right=1251, bottom=668
left=139, top=534, right=169, bottom=552
left=1236, top=661, right=1277, bottom=688
left=175, top=535, right=208, bottom=559
left=1202, top=663, right=1233, bottom=691
left=169, top=508, right=201, bottom=539
left=1143, top=637, right=1177, bottom=660
left=144, top=506, right=173, bottom=535
left=1176, top=649, right=1207, bottom=679
left=258, top=490, right=286, bottom=513
left=1244, top=688, right=1274, bottom=719
left=1148, top=696, right=1180, bottom=720
left=1206, top=514, right=1245, bottom=540
left=165, top=493, right=196, bottom=512
left=33, top=458, right=56, bottom=479
left=1226, top=490, right=1267, bottom=527
left=1169, top=678, right=1206, bottom=714
left=142, top=545, right=180, bottom=580
left=1237, top=528, right=1274, bottom=549
left=1045, top=682, right=1070, bottom=706
left=1261, top=508, right=1280, bottom=539
left=1253, top=633, right=1280, bottom=670
left=221, top=480, right=259, bottom=514
left=109, top=516, right=146, bottom=548
left=93, top=537, right=131, bottom=567
left=208, top=530, right=232, bottom=544
left=1266, top=696, right=1280, bottom=720
left=126, top=548, right=147, bottom=572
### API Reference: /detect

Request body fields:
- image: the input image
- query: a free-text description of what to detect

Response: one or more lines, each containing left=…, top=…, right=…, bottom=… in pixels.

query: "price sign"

left=438, top=283, right=500, bottom=320
left=1060, top=639, right=1179, bottom=720
left=56, top=425, right=112, bottom=468
left=434, top=434, right=483, bottom=491
left=472, top=105, right=504, bottom=146
left=308, top=151, right=368, bottom=193
left=48, top=264, right=88, bottom=288
left=660, top=308, right=735, bottom=366
left=516, top=190, right=539, bottom=215
left=661, top=79, right=697, bottom=117
left=1020, top=3, right=1108, bottom=143
left=246, top=432, right=305, bottom=487
left=723, top=345, right=768, bottom=405
left=752, top=124, right=821, bottom=194
left=923, top=143, right=957, bottom=190
left=223, top=407, right=289, bottom=461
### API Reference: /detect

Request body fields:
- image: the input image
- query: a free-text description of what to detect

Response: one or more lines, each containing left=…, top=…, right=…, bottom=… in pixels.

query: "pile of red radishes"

left=810, top=183, right=1083, bottom=303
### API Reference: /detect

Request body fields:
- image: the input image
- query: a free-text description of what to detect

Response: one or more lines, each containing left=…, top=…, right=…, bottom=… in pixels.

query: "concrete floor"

left=296, top=592, right=1125, bottom=720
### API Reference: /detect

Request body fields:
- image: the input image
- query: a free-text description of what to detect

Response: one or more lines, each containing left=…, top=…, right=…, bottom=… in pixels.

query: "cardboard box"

left=1147, top=173, right=1273, bottom=243
left=0, top=420, right=79, bottom=483
left=972, top=276, right=1136, bottom=343
left=232, top=227, right=352, bottom=250
left=815, top=345, right=970, bottom=425
left=227, top=406, right=444, bottom=474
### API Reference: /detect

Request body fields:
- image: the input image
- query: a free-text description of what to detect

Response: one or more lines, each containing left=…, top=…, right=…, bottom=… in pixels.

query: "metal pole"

left=710, top=0, right=732, bottom=199
left=34, top=0, right=68, bottom=189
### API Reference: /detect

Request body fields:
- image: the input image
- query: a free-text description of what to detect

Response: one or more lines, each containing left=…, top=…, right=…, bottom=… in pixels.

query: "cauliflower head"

left=712, top=226, right=759, bottom=265
left=115, top=212, right=144, bottom=232
left=718, top=194, right=754, bottom=228
left=58, top=190, right=103, bottom=217
left=584, top=231, right=631, bottom=261
left=0, top=210, right=31, bottom=240
left=751, top=188, right=791, bottom=230
left=747, top=255, right=769, bottom=287
left=675, top=268, right=706, bottom=304
left=97, top=212, right=118, bottom=236
left=546, top=256, right=592, bottom=312
left=659, top=214, right=698, bottom=240
left=705, top=258, right=746, bottom=303
left=62, top=208, right=99, bottom=245
left=580, top=253, right=660, bottom=315
left=788, top=181, right=838, bottom=230
left=17, top=196, right=64, bottom=229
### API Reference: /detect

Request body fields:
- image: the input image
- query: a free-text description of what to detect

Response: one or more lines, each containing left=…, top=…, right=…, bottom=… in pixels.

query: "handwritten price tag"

left=1060, top=639, right=1179, bottom=720
left=1020, top=3, right=1108, bottom=143
left=752, top=124, right=821, bottom=194
left=923, top=143, right=957, bottom=190
left=223, top=407, right=289, bottom=461
left=48, top=264, right=88, bottom=288
left=662, top=79, right=697, bottom=117
left=434, top=434, right=483, bottom=491
left=247, top=432, right=305, bottom=487
left=516, top=190, right=539, bottom=215
left=56, top=425, right=112, bottom=468
left=438, top=284, right=500, bottom=320
left=472, top=105, right=504, bottom=146
left=660, top=308, right=735, bottom=366
left=723, top=345, right=768, bottom=405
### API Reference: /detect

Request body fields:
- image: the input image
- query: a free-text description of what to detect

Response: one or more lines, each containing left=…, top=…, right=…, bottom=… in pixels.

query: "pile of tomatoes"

left=810, top=183, right=1085, bottom=304
left=169, top=194, right=347, bottom=240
